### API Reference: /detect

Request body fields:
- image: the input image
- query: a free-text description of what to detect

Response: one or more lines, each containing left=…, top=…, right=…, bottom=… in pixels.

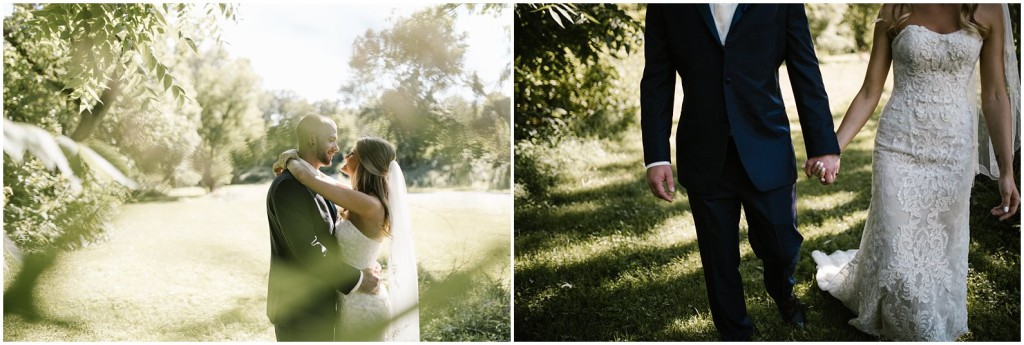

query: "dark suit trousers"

left=274, top=307, right=337, bottom=342
left=686, top=139, right=803, bottom=340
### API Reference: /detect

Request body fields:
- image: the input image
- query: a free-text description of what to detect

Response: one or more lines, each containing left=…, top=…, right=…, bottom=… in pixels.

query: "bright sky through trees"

left=1, top=3, right=511, bottom=105
left=218, top=3, right=510, bottom=104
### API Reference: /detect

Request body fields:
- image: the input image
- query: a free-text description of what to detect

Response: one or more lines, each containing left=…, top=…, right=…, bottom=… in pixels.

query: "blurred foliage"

left=184, top=47, right=264, bottom=191
left=3, top=3, right=232, bottom=320
left=420, top=267, right=510, bottom=341
left=3, top=3, right=232, bottom=139
left=344, top=5, right=511, bottom=189
left=841, top=4, right=882, bottom=52
left=514, top=3, right=642, bottom=143
left=805, top=4, right=856, bottom=55
left=3, top=157, right=129, bottom=254
left=514, top=3, right=642, bottom=197
left=3, top=2, right=233, bottom=245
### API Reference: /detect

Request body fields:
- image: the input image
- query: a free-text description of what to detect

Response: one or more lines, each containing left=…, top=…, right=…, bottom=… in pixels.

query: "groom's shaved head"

left=296, top=115, right=334, bottom=148
left=295, top=114, right=340, bottom=167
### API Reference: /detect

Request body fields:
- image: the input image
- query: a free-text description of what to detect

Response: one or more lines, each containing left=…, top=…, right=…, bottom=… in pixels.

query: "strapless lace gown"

left=811, top=25, right=982, bottom=341
left=335, top=220, right=390, bottom=341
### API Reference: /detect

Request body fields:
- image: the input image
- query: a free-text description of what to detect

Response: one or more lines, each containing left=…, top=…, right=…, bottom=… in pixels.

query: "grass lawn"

left=513, top=54, right=1020, bottom=341
left=3, top=184, right=511, bottom=341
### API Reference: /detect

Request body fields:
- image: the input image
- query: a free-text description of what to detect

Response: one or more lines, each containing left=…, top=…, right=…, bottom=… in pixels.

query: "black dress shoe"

left=777, top=295, right=807, bottom=329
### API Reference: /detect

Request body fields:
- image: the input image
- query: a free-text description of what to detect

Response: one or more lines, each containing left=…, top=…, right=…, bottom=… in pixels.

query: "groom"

left=641, top=4, right=840, bottom=340
left=266, top=115, right=380, bottom=341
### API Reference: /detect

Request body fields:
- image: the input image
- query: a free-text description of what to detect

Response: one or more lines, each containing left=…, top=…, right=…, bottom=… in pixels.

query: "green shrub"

left=420, top=268, right=511, bottom=341
left=3, top=155, right=129, bottom=254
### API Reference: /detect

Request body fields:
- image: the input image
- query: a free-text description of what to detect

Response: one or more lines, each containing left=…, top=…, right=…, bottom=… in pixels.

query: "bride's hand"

left=272, top=149, right=300, bottom=176
left=991, top=175, right=1020, bottom=221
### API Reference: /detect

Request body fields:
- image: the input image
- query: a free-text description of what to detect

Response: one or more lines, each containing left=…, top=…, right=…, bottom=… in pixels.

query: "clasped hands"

left=358, top=262, right=383, bottom=295
left=803, top=154, right=841, bottom=185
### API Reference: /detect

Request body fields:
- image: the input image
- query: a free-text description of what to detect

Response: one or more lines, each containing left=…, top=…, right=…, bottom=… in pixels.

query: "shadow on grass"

left=515, top=129, right=1020, bottom=341
left=515, top=140, right=881, bottom=341
left=515, top=225, right=879, bottom=341
left=167, top=296, right=268, bottom=341
left=3, top=313, right=87, bottom=341
left=515, top=173, right=692, bottom=257
left=515, top=240, right=709, bottom=341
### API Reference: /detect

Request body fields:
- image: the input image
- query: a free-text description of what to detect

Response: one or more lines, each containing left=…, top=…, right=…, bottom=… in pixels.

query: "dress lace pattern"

left=335, top=220, right=391, bottom=341
left=811, top=25, right=981, bottom=341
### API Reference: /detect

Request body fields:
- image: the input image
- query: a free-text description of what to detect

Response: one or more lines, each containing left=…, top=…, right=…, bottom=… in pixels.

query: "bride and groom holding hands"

left=265, top=115, right=418, bottom=341
left=641, top=3, right=1019, bottom=341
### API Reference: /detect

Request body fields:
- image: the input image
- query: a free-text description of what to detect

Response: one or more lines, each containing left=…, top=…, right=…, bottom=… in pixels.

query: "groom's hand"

left=803, top=154, right=841, bottom=185
left=358, top=265, right=382, bottom=295
left=646, top=165, right=675, bottom=202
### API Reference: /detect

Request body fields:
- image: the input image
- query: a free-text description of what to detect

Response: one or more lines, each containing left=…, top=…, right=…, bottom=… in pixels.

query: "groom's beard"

left=318, top=151, right=333, bottom=166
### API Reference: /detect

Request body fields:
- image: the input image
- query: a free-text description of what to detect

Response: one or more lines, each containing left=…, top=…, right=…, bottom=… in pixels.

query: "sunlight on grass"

left=663, top=313, right=715, bottom=337
left=5, top=184, right=509, bottom=341
left=801, top=209, right=869, bottom=239
left=516, top=51, right=1018, bottom=341
left=518, top=211, right=696, bottom=271
left=798, top=191, right=859, bottom=211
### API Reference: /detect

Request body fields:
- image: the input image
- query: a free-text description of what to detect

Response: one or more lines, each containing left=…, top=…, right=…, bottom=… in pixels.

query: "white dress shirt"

left=712, top=3, right=738, bottom=45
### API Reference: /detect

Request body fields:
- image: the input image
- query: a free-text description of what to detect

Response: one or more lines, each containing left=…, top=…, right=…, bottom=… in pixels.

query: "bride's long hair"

left=886, top=4, right=989, bottom=39
left=351, top=136, right=397, bottom=236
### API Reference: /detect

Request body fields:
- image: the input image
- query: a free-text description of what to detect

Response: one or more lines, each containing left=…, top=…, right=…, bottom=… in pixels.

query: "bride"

left=275, top=136, right=419, bottom=341
left=810, top=3, right=1019, bottom=341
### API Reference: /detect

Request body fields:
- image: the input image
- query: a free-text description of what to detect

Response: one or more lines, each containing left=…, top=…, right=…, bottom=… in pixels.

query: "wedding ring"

left=1003, top=206, right=1010, bottom=213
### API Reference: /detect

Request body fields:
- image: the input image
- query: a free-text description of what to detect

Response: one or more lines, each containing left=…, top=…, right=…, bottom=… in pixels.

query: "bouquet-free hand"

left=991, top=174, right=1020, bottom=221
left=358, top=264, right=382, bottom=295
left=646, top=165, right=675, bottom=202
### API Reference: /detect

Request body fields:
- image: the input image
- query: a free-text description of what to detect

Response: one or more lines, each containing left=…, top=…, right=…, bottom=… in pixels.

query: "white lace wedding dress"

left=811, top=24, right=982, bottom=341
left=335, top=220, right=391, bottom=341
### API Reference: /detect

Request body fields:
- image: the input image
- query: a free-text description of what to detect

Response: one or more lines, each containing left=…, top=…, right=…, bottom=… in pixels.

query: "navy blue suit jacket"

left=266, top=171, right=361, bottom=325
left=641, top=4, right=840, bottom=193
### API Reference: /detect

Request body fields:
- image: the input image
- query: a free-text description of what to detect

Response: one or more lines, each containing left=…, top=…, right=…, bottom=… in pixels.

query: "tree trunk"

left=69, top=79, right=122, bottom=142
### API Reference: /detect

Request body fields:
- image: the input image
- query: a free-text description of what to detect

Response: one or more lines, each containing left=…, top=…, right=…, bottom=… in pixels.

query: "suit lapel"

left=313, top=193, right=338, bottom=234
left=697, top=4, right=723, bottom=47
left=729, top=3, right=753, bottom=34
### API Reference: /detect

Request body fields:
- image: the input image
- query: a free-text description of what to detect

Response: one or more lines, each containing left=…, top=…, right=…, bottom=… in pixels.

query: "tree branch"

left=69, top=78, right=122, bottom=142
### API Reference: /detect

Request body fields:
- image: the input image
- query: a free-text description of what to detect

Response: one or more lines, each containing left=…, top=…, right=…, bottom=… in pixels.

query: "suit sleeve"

left=784, top=4, right=841, bottom=158
left=271, top=178, right=362, bottom=295
left=640, top=4, right=677, bottom=166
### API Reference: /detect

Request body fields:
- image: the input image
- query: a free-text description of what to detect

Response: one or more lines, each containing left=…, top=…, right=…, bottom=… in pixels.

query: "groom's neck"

left=297, top=149, right=323, bottom=170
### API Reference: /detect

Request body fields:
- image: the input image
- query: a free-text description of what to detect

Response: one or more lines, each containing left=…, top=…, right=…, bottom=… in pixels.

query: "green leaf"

left=547, top=7, right=564, bottom=28
left=4, top=119, right=83, bottom=193
left=554, top=4, right=575, bottom=26
left=184, top=37, right=197, bottom=53
left=63, top=75, right=86, bottom=91
left=163, top=75, right=172, bottom=90
left=155, top=63, right=166, bottom=82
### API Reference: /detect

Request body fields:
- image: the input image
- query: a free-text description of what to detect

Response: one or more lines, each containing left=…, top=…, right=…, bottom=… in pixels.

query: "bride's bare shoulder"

left=973, top=4, right=1003, bottom=25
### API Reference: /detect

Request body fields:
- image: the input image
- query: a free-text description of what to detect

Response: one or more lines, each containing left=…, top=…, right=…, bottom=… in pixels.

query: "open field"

left=4, top=184, right=510, bottom=341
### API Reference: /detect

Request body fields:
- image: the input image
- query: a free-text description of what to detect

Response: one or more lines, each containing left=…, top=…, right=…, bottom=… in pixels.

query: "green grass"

left=513, top=56, right=1020, bottom=341
left=3, top=184, right=510, bottom=341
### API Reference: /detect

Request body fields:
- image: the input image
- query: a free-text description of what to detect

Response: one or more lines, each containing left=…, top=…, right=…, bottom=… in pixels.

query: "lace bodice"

left=335, top=220, right=382, bottom=270
left=334, top=219, right=390, bottom=341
